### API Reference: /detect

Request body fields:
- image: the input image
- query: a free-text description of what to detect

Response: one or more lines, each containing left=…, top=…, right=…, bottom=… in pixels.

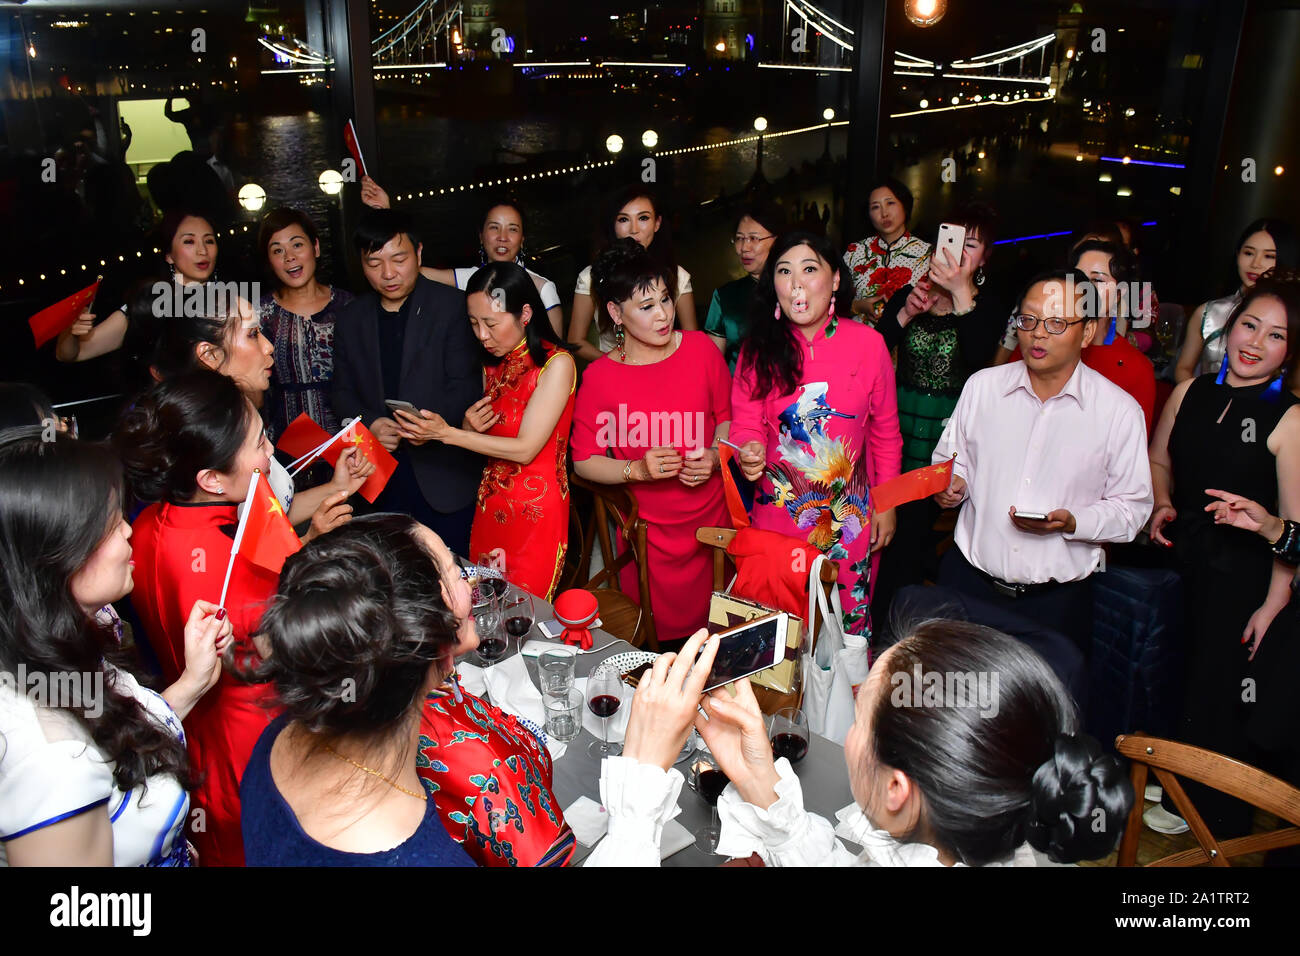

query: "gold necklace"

left=323, top=744, right=428, bottom=801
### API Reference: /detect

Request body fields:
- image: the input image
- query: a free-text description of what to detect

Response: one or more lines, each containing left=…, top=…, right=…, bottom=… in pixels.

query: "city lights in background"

left=753, top=116, right=768, bottom=132
left=904, top=0, right=948, bottom=28
left=605, top=134, right=624, bottom=154
left=237, top=183, right=267, bottom=211
left=318, top=170, right=344, bottom=195
left=641, top=129, right=658, bottom=149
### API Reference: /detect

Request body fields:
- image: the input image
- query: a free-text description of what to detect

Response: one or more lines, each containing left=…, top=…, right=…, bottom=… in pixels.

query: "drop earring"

left=774, top=304, right=782, bottom=321
left=974, top=265, right=986, bottom=287
left=615, top=324, right=627, bottom=361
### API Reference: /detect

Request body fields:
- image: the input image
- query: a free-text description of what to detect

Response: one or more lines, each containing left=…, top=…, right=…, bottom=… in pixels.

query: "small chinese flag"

left=870, top=455, right=957, bottom=514
left=341, top=420, right=398, bottom=503
left=28, top=277, right=102, bottom=349
left=344, top=119, right=369, bottom=179
left=275, top=413, right=333, bottom=463
left=239, top=473, right=302, bottom=574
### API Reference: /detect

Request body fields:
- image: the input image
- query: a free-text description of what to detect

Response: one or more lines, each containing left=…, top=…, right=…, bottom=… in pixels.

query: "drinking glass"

left=768, top=707, right=811, bottom=764
left=585, top=668, right=624, bottom=758
left=473, top=589, right=505, bottom=666
left=688, top=753, right=729, bottom=853
left=544, top=688, right=583, bottom=743
left=501, top=585, right=535, bottom=642
left=538, top=647, right=577, bottom=698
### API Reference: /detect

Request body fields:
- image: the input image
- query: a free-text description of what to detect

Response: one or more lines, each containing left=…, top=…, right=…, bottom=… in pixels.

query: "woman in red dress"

left=398, top=263, right=576, bottom=599
left=115, top=370, right=283, bottom=866
left=571, top=239, right=731, bottom=645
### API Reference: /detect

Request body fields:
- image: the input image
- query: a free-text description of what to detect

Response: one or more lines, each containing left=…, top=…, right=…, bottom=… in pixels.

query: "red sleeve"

left=570, top=362, right=610, bottom=463
left=863, top=329, right=903, bottom=487
left=728, top=346, right=766, bottom=447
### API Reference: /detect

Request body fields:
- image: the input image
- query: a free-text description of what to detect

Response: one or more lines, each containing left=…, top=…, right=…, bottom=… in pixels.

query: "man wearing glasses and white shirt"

left=930, top=269, right=1154, bottom=655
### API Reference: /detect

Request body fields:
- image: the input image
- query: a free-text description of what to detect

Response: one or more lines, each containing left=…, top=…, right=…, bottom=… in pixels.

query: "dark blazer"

left=332, top=275, right=484, bottom=513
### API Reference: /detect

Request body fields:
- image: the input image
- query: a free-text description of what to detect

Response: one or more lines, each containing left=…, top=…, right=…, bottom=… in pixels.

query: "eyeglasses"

left=1014, top=315, right=1091, bottom=335
left=733, top=233, right=775, bottom=248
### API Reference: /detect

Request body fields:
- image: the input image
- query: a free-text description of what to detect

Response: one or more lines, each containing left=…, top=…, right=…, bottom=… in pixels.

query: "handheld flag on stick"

left=869, top=455, right=957, bottom=514
left=283, top=416, right=362, bottom=477
left=275, top=413, right=332, bottom=464
left=28, top=277, right=102, bottom=348
left=717, top=441, right=754, bottom=530
left=341, top=420, right=398, bottom=503
left=217, top=469, right=301, bottom=610
left=344, top=119, right=369, bottom=179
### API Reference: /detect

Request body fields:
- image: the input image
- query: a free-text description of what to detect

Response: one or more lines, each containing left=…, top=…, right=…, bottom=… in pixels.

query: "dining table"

left=469, top=584, right=860, bottom=867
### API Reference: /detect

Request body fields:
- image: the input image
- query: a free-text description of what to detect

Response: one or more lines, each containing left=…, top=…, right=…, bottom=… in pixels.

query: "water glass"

left=538, top=647, right=577, bottom=698
left=544, top=688, right=583, bottom=743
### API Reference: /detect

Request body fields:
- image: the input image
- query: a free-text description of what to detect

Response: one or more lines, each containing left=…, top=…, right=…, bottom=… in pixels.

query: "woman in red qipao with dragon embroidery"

left=404, top=262, right=576, bottom=599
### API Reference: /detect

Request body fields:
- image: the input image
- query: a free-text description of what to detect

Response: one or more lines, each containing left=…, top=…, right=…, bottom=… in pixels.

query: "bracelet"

left=622, top=460, right=634, bottom=482
left=1270, top=519, right=1298, bottom=559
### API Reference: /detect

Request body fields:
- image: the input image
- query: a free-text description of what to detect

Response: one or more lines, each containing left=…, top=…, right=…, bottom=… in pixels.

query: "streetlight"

left=237, top=183, right=266, bottom=212
left=605, top=134, right=624, bottom=155
left=822, top=108, right=835, bottom=158
left=641, top=129, right=658, bottom=149
left=904, top=0, right=947, bottom=27
left=752, top=117, right=768, bottom=185
left=318, top=170, right=344, bottom=195
left=822, top=107, right=835, bottom=121
left=919, top=98, right=929, bottom=109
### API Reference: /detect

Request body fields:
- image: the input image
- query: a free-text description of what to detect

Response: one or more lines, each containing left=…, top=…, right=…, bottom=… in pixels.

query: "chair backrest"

left=695, top=527, right=838, bottom=714
left=1114, top=733, right=1300, bottom=866
left=571, top=474, right=658, bottom=649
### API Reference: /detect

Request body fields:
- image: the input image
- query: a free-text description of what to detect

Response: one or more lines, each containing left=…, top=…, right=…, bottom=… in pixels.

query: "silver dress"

left=1197, top=291, right=1243, bottom=377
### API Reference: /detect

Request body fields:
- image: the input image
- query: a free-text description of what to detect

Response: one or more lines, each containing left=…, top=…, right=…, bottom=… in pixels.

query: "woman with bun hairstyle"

left=56, top=210, right=227, bottom=363
left=395, top=262, right=576, bottom=600
left=114, top=370, right=284, bottom=866
left=731, top=230, right=902, bottom=637
left=242, top=514, right=573, bottom=866
left=240, top=515, right=473, bottom=866
left=567, top=185, right=697, bottom=363
left=571, top=239, right=731, bottom=646
left=587, top=621, right=1133, bottom=866
left=1147, top=274, right=1300, bottom=837
left=125, top=282, right=374, bottom=545
left=0, top=431, right=231, bottom=866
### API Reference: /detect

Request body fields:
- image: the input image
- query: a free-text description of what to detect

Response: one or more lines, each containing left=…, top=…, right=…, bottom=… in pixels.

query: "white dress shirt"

left=932, top=360, right=1153, bottom=584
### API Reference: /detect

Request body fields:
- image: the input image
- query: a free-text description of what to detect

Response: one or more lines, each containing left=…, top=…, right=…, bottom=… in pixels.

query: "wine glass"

left=768, top=707, right=811, bottom=764
left=689, top=752, right=729, bottom=853
left=585, top=668, right=624, bottom=758
left=472, top=587, right=505, bottom=666
left=500, top=585, right=535, bottom=643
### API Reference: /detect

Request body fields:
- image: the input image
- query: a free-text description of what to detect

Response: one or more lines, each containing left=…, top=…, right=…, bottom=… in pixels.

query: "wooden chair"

left=695, top=526, right=838, bottom=714
left=1114, top=733, right=1300, bottom=866
left=569, top=474, right=659, bottom=651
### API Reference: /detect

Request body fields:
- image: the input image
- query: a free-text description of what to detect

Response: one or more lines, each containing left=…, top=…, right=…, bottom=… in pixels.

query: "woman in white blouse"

left=567, top=185, right=698, bottom=362
left=0, top=431, right=231, bottom=866
left=588, top=621, right=1133, bottom=867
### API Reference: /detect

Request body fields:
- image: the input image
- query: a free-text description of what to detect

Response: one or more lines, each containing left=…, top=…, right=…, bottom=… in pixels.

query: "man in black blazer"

left=333, top=208, right=484, bottom=555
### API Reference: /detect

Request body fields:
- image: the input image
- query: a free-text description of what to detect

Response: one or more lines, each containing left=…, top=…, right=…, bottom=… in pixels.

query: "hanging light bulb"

left=904, top=0, right=947, bottom=28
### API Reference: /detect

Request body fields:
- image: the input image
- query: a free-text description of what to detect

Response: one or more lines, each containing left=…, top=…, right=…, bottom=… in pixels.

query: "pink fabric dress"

left=571, top=331, right=731, bottom=643
left=730, top=315, right=902, bottom=636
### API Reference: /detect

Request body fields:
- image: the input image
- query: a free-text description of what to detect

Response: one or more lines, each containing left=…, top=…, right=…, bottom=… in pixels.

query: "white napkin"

left=573, top=676, right=631, bottom=743
left=660, top=819, right=695, bottom=859
left=462, top=656, right=566, bottom=760
left=563, top=795, right=609, bottom=847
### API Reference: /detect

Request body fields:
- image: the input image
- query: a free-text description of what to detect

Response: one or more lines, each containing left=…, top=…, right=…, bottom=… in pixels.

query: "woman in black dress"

left=1148, top=275, right=1300, bottom=836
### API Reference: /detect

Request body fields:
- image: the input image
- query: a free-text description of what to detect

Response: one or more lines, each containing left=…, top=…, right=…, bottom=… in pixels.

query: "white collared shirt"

left=932, top=360, right=1153, bottom=584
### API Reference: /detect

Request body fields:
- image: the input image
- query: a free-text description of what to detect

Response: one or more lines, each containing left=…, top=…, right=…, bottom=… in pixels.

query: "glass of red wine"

left=500, top=585, right=535, bottom=643
left=585, top=668, right=624, bottom=758
left=472, top=587, right=506, bottom=667
left=689, top=753, right=729, bottom=853
left=768, top=707, right=811, bottom=764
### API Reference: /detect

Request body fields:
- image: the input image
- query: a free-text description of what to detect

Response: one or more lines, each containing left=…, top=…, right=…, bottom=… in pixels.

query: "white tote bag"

left=801, top=555, right=860, bottom=744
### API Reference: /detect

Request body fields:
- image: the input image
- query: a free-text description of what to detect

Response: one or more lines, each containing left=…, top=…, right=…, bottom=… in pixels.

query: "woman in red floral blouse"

left=842, top=177, right=932, bottom=322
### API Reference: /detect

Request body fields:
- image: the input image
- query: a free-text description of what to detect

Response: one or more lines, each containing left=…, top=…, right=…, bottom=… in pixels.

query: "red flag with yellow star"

left=239, top=471, right=301, bottom=574
left=869, top=455, right=956, bottom=514
left=28, top=277, right=102, bottom=348
left=341, top=420, right=398, bottom=503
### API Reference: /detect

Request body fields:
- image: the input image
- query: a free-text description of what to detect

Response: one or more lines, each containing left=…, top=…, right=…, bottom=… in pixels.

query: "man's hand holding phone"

left=1009, top=507, right=1077, bottom=535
